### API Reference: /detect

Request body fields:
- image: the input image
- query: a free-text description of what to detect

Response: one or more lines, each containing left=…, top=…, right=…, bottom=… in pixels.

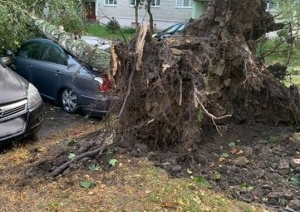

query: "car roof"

left=24, top=37, right=53, bottom=43
left=20, top=37, right=56, bottom=48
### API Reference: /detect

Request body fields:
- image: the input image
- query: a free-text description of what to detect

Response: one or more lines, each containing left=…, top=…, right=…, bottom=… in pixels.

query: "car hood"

left=0, top=65, right=28, bottom=104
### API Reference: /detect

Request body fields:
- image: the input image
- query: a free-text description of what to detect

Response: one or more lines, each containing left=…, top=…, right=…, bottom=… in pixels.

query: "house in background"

left=82, top=0, right=210, bottom=30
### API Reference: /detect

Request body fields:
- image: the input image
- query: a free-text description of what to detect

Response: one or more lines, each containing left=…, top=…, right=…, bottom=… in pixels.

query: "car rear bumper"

left=79, top=94, right=111, bottom=117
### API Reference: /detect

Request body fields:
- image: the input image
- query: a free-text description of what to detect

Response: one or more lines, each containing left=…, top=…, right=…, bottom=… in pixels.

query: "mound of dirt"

left=115, top=123, right=300, bottom=211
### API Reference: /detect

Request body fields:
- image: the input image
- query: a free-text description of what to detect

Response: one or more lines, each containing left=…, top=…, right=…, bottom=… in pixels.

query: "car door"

left=13, top=42, right=41, bottom=82
left=31, top=42, right=68, bottom=99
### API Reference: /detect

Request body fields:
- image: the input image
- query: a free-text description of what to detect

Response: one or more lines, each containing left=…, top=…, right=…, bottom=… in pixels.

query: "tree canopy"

left=0, top=0, right=85, bottom=54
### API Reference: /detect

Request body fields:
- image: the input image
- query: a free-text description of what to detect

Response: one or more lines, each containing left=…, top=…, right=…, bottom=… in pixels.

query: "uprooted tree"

left=112, top=0, right=300, bottom=151
left=3, top=0, right=300, bottom=176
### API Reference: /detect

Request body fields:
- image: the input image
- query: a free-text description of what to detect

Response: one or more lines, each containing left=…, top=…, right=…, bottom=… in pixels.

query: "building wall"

left=192, top=1, right=209, bottom=19
left=95, top=0, right=195, bottom=30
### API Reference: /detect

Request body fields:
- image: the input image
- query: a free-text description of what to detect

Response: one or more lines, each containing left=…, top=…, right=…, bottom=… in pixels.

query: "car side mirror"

left=0, top=57, right=12, bottom=66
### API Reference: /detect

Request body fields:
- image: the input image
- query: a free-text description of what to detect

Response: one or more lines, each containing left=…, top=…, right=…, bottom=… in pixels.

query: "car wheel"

left=60, top=88, right=78, bottom=113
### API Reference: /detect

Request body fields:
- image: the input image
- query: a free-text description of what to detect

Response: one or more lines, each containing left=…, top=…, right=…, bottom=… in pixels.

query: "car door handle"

left=26, top=63, right=32, bottom=68
left=55, top=70, right=61, bottom=75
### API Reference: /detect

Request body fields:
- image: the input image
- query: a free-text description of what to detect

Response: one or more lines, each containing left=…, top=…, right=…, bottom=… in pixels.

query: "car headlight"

left=27, top=83, right=42, bottom=109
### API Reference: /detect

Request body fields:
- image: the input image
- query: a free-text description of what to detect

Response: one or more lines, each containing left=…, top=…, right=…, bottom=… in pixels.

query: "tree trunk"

left=24, top=11, right=111, bottom=74
left=112, top=0, right=300, bottom=151
left=146, top=0, right=154, bottom=34
left=134, top=3, right=139, bottom=30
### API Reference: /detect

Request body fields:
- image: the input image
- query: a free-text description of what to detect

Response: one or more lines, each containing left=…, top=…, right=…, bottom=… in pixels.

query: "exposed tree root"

left=110, top=0, right=300, bottom=152
left=50, top=143, right=108, bottom=178
left=49, top=130, right=115, bottom=178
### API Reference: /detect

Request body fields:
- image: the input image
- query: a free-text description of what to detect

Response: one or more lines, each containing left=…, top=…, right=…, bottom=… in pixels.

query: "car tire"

left=60, top=88, right=78, bottom=113
left=27, top=132, right=39, bottom=142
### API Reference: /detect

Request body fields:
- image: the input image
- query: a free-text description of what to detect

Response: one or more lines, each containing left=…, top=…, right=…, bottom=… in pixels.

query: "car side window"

left=17, top=43, right=40, bottom=59
left=41, top=44, right=68, bottom=66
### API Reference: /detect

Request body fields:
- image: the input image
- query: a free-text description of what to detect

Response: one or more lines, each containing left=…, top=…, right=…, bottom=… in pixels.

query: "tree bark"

left=24, top=11, right=111, bottom=74
left=146, top=0, right=154, bottom=34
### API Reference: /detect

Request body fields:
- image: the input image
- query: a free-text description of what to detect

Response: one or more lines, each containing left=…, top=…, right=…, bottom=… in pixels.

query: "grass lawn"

left=260, top=38, right=300, bottom=69
left=258, top=37, right=300, bottom=86
left=85, top=23, right=135, bottom=42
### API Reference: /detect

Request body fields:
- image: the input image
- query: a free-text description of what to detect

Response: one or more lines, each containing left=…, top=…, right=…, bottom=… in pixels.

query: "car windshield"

left=177, top=24, right=186, bottom=32
left=162, top=24, right=183, bottom=34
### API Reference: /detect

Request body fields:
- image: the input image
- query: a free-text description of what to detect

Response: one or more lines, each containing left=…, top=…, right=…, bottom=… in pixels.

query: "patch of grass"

left=259, top=38, right=300, bottom=88
left=259, top=38, right=300, bottom=78
left=284, top=75, right=300, bottom=87
left=85, top=23, right=135, bottom=41
left=260, top=39, right=300, bottom=67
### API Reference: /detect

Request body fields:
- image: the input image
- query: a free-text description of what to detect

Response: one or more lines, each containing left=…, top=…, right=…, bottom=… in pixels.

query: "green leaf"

left=68, top=153, right=76, bottom=159
left=240, top=182, right=254, bottom=191
left=107, top=148, right=116, bottom=157
left=89, top=164, right=101, bottom=171
left=79, top=181, right=96, bottom=189
left=220, top=153, right=229, bottom=158
left=228, top=141, right=236, bottom=148
left=214, top=172, right=222, bottom=181
left=290, top=174, right=300, bottom=186
left=197, top=109, right=204, bottom=123
left=109, top=158, right=118, bottom=167
left=187, top=168, right=193, bottom=175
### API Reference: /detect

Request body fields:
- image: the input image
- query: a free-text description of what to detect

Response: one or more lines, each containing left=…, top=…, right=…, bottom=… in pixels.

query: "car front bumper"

left=0, top=101, right=43, bottom=144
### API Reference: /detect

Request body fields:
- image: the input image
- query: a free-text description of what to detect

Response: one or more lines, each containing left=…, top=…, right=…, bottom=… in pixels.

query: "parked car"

left=10, top=38, right=113, bottom=117
left=153, top=22, right=187, bottom=41
left=0, top=58, right=43, bottom=143
left=80, top=35, right=112, bottom=52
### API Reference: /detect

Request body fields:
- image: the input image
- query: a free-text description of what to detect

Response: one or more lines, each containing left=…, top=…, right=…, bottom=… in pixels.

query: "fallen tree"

left=8, top=4, right=111, bottom=75
left=11, top=0, right=300, bottom=177
left=111, top=0, right=300, bottom=151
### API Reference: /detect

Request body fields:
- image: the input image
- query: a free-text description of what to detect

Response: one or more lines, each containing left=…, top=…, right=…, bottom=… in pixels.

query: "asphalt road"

left=37, top=100, right=101, bottom=139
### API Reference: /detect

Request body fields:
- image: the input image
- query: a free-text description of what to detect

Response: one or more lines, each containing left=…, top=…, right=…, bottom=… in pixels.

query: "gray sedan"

left=11, top=38, right=112, bottom=117
left=0, top=59, right=43, bottom=143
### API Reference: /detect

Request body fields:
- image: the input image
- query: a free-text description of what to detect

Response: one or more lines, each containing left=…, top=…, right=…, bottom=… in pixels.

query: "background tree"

left=259, top=0, right=300, bottom=65
left=145, top=0, right=154, bottom=34
left=0, top=0, right=85, bottom=54
left=132, top=0, right=154, bottom=33
left=276, top=0, right=300, bottom=64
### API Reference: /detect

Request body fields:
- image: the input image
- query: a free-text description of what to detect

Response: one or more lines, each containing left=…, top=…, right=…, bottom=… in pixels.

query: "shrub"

left=122, top=27, right=136, bottom=34
left=106, top=17, right=120, bottom=33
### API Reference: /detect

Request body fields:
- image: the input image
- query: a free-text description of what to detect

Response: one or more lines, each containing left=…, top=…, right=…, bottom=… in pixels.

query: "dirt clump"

left=139, top=123, right=300, bottom=212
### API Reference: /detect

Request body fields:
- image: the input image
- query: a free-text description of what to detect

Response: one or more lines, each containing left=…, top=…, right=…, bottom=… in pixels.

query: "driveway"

left=37, top=101, right=102, bottom=139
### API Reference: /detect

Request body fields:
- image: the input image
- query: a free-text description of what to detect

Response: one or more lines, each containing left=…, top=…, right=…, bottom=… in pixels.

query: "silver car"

left=0, top=59, right=43, bottom=143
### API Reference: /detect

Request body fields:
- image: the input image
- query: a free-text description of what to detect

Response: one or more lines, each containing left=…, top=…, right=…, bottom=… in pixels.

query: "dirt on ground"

left=22, top=117, right=300, bottom=211
left=0, top=101, right=299, bottom=211
left=145, top=123, right=300, bottom=212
